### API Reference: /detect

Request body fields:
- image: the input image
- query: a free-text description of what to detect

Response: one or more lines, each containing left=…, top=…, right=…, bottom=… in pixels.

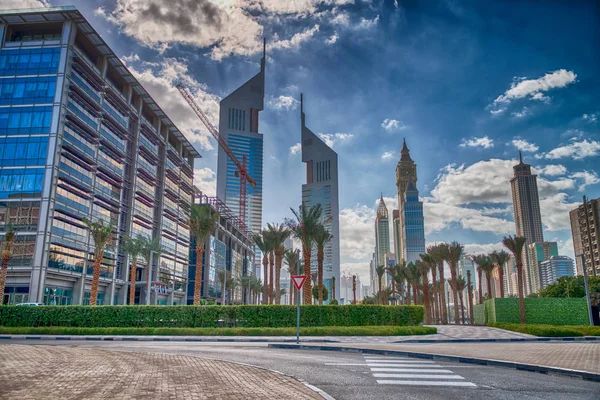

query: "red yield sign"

left=291, top=275, right=307, bottom=291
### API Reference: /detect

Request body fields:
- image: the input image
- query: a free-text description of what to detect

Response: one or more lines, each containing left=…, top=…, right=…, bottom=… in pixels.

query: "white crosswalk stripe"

left=363, top=355, right=477, bottom=388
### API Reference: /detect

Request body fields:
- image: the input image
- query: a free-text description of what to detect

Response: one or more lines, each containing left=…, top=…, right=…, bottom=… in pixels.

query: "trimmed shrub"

left=0, top=305, right=424, bottom=328
left=482, top=298, right=589, bottom=325
left=490, top=323, right=586, bottom=337
left=474, top=304, right=486, bottom=324
left=0, top=325, right=437, bottom=336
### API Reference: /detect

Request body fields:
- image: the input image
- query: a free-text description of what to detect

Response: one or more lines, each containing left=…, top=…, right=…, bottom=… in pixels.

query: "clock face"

left=402, top=168, right=412, bottom=177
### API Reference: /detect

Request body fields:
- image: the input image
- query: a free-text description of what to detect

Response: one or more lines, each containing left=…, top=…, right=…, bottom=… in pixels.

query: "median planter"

left=0, top=305, right=424, bottom=328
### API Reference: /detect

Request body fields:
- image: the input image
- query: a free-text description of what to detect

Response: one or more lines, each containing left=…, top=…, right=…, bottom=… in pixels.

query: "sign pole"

left=296, top=285, right=300, bottom=344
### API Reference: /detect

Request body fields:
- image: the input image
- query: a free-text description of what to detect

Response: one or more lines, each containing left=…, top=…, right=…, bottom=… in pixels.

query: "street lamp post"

left=146, top=250, right=156, bottom=305
left=580, top=254, right=594, bottom=326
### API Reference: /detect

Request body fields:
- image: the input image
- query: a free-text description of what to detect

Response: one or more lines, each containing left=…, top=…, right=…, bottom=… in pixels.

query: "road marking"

left=366, top=363, right=446, bottom=368
left=373, top=373, right=465, bottom=379
left=365, top=360, right=435, bottom=364
left=370, top=368, right=454, bottom=373
left=376, top=380, right=477, bottom=387
left=324, top=363, right=374, bottom=366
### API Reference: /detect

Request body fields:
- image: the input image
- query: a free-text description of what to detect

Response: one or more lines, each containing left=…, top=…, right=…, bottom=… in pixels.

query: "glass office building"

left=0, top=7, right=198, bottom=305
left=401, top=179, right=425, bottom=263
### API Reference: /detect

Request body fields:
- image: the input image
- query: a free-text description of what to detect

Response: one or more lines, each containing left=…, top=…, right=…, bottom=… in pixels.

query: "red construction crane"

left=176, top=83, right=256, bottom=228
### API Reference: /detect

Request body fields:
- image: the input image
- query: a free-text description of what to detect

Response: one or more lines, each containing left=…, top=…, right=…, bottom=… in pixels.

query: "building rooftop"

left=0, top=6, right=200, bottom=158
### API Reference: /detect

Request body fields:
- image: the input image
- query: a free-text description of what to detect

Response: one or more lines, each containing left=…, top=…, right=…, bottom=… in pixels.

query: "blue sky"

left=11, top=0, right=600, bottom=282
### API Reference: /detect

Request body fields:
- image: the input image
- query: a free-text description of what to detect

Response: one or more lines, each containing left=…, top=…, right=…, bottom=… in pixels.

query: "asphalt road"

left=6, top=340, right=600, bottom=400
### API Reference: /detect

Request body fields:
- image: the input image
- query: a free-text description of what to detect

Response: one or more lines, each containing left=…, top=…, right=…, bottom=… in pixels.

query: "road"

left=6, top=340, right=599, bottom=399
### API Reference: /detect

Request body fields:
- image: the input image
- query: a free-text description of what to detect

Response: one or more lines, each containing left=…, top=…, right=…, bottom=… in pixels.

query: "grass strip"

left=0, top=325, right=437, bottom=337
left=490, top=323, right=600, bottom=337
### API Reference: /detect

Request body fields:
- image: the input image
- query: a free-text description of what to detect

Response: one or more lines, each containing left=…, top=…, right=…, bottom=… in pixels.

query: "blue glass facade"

left=402, top=183, right=425, bottom=263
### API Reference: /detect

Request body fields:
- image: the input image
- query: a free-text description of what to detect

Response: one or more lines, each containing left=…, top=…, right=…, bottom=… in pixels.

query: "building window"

left=0, top=76, right=57, bottom=105
left=0, top=47, right=61, bottom=76
left=0, top=200, right=40, bottom=231
left=0, top=234, right=35, bottom=266
left=0, top=168, right=45, bottom=198
left=0, top=136, right=48, bottom=166
left=0, top=105, right=53, bottom=135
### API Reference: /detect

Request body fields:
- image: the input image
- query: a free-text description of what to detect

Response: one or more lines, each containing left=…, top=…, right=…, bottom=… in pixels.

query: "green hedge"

left=480, top=298, right=588, bottom=325
left=0, top=305, right=424, bottom=328
left=474, top=304, right=486, bottom=324
left=0, top=325, right=436, bottom=336
left=490, top=323, right=600, bottom=337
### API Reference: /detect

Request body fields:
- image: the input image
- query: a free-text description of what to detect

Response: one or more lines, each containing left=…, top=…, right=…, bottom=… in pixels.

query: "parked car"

left=16, top=303, right=44, bottom=306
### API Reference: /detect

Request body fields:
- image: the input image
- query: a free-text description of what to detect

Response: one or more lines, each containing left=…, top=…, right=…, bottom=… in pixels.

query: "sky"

left=6, top=0, right=600, bottom=284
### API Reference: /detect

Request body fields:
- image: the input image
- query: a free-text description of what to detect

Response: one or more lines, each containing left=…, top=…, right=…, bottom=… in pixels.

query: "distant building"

left=527, top=242, right=558, bottom=293
left=300, top=95, right=340, bottom=301
left=392, top=209, right=401, bottom=262
left=510, top=152, right=544, bottom=296
left=395, top=139, right=418, bottom=260
left=458, top=257, right=476, bottom=308
left=569, top=197, right=600, bottom=276
left=375, top=195, right=391, bottom=285
left=401, top=179, right=425, bottom=263
left=540, top=256, right=575, bottom=288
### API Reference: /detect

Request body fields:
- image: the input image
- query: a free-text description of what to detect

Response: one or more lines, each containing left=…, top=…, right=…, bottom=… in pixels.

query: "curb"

left=393, top=336, right=600, bottom=343
left=0, top=335, right=339, bottom=343
left=268, top=343, right=600, bottom=383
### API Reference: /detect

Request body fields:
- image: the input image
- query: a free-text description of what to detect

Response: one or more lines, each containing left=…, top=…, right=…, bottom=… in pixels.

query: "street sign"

left=291, top=275, right=307, bottom=291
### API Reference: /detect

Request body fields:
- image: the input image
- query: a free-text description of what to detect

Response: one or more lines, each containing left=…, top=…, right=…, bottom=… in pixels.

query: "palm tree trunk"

left=275, top=251, right=283, bottom=305
left=303, top=246, right=312, bottom=305
left=516, top=262, right=526, bottom=324
left=269, top=251, right=274, bottom=304
left=467, top=272, right=474, bottom=325
left=450, top=266, right=460, bottom=325
left=90, top=255, right=102, bottom=306
left=430, top=267, right=438, bottom=323
left=477, top=269, right=483, bottom=304
left=486, top=273, right=493, bottom=299
left=0, top=255, right=10, bottom=304
left=412, top=283, right=418, bottom=305
left=129, top=260, right=137, bottom=305
left=317, top=247, right=324, bottom=305
left=391, top=279, right=396, bottom=305
left=459, top=294, right=465, bottom=324
left=499, top=267, right=505, bottom=298
left=332, top=277, right=336, bottom=302
left=421, top=272, right=431, bottom=325
left=145, top=264, right=151, bottom=305
left=262, top=255, right=268, bottom=304
left=406, top=283, right=411, bottom=305
left=438, top=263, right=447, bottom=324
left=193, top=247, right=204, bottom=305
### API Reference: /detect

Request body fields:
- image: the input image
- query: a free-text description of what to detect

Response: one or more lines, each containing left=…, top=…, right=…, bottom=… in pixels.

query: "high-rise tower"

left=301, top=95, right=340, bottom=301
left=395, top=139, right=417, bottom=259
left=510, top=152, right=544, bottom=295
left=401, top=179, right=426, bottom=263
left=392, top=209, right=401, bottom=263
left=375, top=195, right=390, bottom=281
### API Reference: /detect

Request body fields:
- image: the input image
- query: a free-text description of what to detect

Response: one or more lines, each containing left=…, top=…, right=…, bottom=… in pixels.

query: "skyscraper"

left=527, top=241, right=558, bottom=293
left=300, top=95, right=340, bottom=301
left=395, top=139, right=417, bottom=259
left=510, top=152, right=544, bottom=295
left=540, top=256, right=575, bottom=288
left=0, top=7, right=198, bottom=305
left=392, top=209, right=401, bottom=263
left=401, top=179, right=426, bottom=263
left=375, top=195, right=390, bottom=277
left=569, top=197, right=600, bottom=276
left=216, top=41, right=265, bottom=273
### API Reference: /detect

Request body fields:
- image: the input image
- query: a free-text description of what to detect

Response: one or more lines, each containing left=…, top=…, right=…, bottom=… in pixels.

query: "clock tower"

left=395, top=139, right=417, bottom=261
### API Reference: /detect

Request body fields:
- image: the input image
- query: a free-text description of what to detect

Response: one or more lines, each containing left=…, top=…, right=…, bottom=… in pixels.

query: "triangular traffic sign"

left=291, top=275, right=307, bottom=291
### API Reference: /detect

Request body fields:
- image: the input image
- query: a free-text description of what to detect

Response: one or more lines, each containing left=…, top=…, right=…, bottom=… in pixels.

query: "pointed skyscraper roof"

left=405, top=177, right=418, bottom=193
left=377, top=194, right=388, bottom=218
left=400, top=138, right=413, bottom=162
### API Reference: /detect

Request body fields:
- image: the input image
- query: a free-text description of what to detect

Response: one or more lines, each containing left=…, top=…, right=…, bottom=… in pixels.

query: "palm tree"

left=393, top=265, right=407, bottom=304
left=445, top=241, right=463, bottom=325
left=502, top=235, right=528, bottom=324
left=424, top=252, right=439, bottom=323
left=250, top=277, right=262, bottom=304
left=482, top=260, right=496, bottom=299
left=386, top=262, right=398, bottom=304
left=267, top=223, right=291, bottom=305
left=284, top=249, right=298, bottom=304
left=313, top=223, right=333, bottom=304
left=0, top=226, right=16, bottom=305
left=216, top=269, right=230, bottom=304
left=466, top=270, right=474, bottom=325
left=190, top=204, right=218, bottom=305
left=279, top=287, right=288, bottom=303
left=139, top=235, right=161, bottom=305
left=472, top=254, right=491, bottom=304
left=83, top=219, right=113, bottom=306
left=287, top=203, right=324, bottom=305
left=240, top=274, right=251, bottom=304
left=491, top=250, right=510, bottom=298
left=331, top=276, right=336, bottom=302
left=428, top=244, right=449, bottom=324
left=416, top=258, right=432, bottom=324
left=380, top=287, right=392, bottom=304
left=375, top=264, right=386, bottom=304
left=253, top=232, right=271, bottom=304
left=455, top=275, right=466, bottom=325
left=228, top=276, right=239, bottom=304
left=420, top=254, right=437, bottom=322
left=122, top=234, right=145, bottom=305
left=407, top=262, right=420, bottom=305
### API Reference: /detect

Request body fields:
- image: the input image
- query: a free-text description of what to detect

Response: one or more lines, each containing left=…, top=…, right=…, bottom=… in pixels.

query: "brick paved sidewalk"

left=327, top=342, right=600, bottom=374
left=0, top=345, right=322, bottom=400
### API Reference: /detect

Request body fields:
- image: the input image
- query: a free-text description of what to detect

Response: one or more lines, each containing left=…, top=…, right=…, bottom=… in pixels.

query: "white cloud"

left=460, top=136, right=494, bottom=149
left=558, top=237, right=574, bottom=259
left=120, top=53, right=140, bottom=64
left=269, top=25, right=320, bottom=51
left=357, top=14, right=379, bottom=29
left=325, top=33, right=339, bottom=45
left=339, top=204, right=376, bottom=262
left=490, top=69, right=577, bottom=113
left=331, top=12, right=350, bottom=26
left=539, top=193, right=579, bottom=231
left=127, top=58, right=220, bottom=150
left=512, top=139, right=538, bottom=152
left=423, top=200, right=514, bottom=235
left=542, top=139, right=600, bottom=160
left=381, top=119, right=407, bottom=132
left=0, top=0, right=48, bottom=9
left=582, top=112, right=598, bottom=123
left=381, top=151, right=395, bottom=161
left=289, top=142, right=301, bottom=155
left=511, top=106, right=530, bottom=118
left=318, top=133, right=354, bottom=148
left=193, top=167, right=216, bottom=197
left=268, top=95, right=299, bottom=111
left=535, top=164, right=568, bottom=176
left=570, top=170, right=600, bottom=191
left=463, top=242, right=506, bottom=256
left=490, top=108, right=506, bottom=115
